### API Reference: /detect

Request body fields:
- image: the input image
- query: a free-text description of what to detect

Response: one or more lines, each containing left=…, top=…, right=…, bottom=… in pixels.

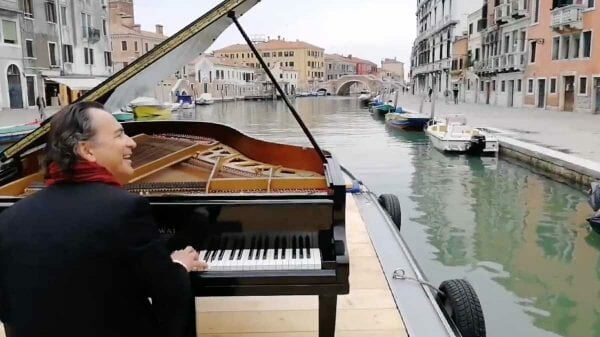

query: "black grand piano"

left=0, top=1, right=348, bottom=336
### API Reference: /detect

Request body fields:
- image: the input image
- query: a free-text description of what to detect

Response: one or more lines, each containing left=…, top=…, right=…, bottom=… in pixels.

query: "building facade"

left=381, top=57, right=405, bottom=83
left=351, top=56, right=378, bottom=75
left=410, top=0, right=482, bottom=96
left=109, top=0, right=166, bottom=71
left=524, top=0, right=598, bottom=112
left=325, top=54, right=356, bottom=80
left=0, top=0, right=25, bottom=109
left=464, top=7, right=485, bottom=103
left=214, top=36, right=324, bottom=91
left=194, top=55, right=256, bottom=100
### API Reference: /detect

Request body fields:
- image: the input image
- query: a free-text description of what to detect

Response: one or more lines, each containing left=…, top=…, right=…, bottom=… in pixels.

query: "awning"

left=47, top=77, right=106, bottom=90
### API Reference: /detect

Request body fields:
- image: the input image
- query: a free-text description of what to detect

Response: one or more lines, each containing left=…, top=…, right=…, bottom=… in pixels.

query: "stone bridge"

left=317, top=75, right=404, bottom=96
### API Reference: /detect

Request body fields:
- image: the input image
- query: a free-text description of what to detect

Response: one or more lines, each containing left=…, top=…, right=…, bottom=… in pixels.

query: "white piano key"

left=219, top=250, right=233, bottom=270
left=311, top=248, right=321, bottom=269
left=240, top=249, right=251, bottom=271
left=265, top=249, right=275, bottom=271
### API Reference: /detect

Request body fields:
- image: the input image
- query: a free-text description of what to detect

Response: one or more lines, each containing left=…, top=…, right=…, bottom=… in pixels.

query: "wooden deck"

left=0, top=195, right=407, bottom=337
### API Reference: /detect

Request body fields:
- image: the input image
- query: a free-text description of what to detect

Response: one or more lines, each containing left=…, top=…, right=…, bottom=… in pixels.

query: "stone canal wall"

left=497, top=136, right=600, bottom=190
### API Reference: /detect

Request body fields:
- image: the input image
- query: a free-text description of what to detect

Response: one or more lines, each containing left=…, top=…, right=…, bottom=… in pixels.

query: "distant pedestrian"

left=453, top=87, right=459, bottom=104
left=36, top=96, right=46, bottom=121
left=427, top=87, right=433, bottom=102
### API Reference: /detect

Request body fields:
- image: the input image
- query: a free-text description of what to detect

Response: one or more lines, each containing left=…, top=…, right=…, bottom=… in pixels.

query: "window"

left=25, top=40, right=34, bottom=57
left=572, top=34, right=580, bottom=58
left=289, top=61, right=294, bottom=67
left=45, top=2, right=57, bottom=23
left=2, top=20, right=18, bottom=44
left=48, top=42, right=57, bottom=66
left=81, top=13, right=87, bottom=37
left=534, top=0, right=540, bottom=23
left=552, top=37, right=560, bottom=60
left=62, top=44, right=73, bottom=63
left=24, top=0, right=33, bottom=18
left=84, top=47, right=89, bottom=64
left=579, top=77, right=588, bottom=95
left=469, top=23, right=473, bottom=35
left=121, top=40, right=127, bottom=51
left=583, top=31, right=592, bottom=57
left=492, top=80, right=496, bottom=91
left=26, top=76, right=35, bottom=107
left=530, top=41, right=537, bottom=63
left=517, top=79, right=522, bottom=92
left=480, top=81, right=484, bottom=91
left=102, top=19, right=107, bottom=36
left=501, top=81, right=505, bottom=92
left=60, top=6, right=67, bottom=26
left=527, top=79, right=534, bottom=94
left=145, top=42, right=148, bottom=52
left=588, top=0, right=595, bottom=8
left=549, top=78, right=557, bottom=94
left=134, top=41, right=138, bottom=51
left=278, top=51, right=282, bottom=57
left=561, top=35, right=570, bottom=59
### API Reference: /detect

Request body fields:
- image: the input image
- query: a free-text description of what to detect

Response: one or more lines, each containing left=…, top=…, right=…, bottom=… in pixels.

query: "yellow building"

left=214, top=36, right=324, bottom=91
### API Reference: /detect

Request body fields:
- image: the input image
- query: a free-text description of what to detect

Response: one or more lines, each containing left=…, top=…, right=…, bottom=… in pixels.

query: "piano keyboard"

left=198, top=233, right=321, bottom=271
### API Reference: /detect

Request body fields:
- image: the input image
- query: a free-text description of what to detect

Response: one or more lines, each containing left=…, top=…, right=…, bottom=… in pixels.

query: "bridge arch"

left=336, top=79, right=371, bottom=96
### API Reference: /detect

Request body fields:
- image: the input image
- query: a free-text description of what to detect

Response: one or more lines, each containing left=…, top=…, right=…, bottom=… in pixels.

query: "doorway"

left=594, top=78, right=600, bottom=113
left=7, top=64, right=23, bottom=109
left=44, top=82, right=60, bottom=106
left=485, top=82, right=491, bottom=104
left=25, top=76, right=35, bottom=107
left=564, top=76, right=575, bottom=112
left=537, top=79, right=546, bottom=108
left=507, top=80, right=514, bottom=107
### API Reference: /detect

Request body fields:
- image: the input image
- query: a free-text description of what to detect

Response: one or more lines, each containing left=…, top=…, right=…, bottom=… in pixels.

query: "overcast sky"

left=134, top=0, right=416, bottom=71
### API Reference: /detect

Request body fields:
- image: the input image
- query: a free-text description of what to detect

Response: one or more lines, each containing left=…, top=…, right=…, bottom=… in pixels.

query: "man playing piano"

left=0, top=101, right=207, bottom=337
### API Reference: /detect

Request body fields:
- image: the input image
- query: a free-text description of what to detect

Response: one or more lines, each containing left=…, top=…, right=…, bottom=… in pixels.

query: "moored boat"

left=0, top=121, right=40, bottom=144
left=385, top=110, right=431, bottom=130
left=196, top=93, right=214, bottom=105
left=425, top=114, right=498, bottom=155
left=130, top=97, right=173, bottom=120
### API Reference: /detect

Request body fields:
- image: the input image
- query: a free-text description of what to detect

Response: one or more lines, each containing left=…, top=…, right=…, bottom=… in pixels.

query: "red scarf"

left=46, top=161, right=122, bottom=187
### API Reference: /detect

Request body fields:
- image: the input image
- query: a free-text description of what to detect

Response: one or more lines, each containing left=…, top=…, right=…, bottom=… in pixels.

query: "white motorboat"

left=425, top=114, right=498, bottom=155
left=196, top=93, right=214, bottom=105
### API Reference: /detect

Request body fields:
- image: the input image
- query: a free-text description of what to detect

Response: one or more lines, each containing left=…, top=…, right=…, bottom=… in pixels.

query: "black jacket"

left=0, top=183, right=194, bottom=337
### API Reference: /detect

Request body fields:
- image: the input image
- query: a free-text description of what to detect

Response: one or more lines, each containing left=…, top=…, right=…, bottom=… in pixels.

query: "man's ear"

left=76, top=141, right=96, bottom=162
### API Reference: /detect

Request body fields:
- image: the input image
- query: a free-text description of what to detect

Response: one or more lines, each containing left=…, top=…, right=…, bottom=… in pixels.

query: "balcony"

left=511, top=0, right=528, bottom=18
left=551, top=3, right=586, bottom=31
left=495, top=3, right=511, bottom=24
left=497, top=52, right=526, bottom=72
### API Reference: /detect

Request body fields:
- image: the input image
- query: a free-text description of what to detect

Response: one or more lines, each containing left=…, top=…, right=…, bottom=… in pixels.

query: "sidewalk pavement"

left=396, top=94, right=600, bottom=163
left=0, top=107, right=60, bottom=126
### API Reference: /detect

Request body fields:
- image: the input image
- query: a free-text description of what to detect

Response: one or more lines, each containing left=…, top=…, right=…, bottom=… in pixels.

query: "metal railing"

left=511, top=0, right=528, bottom=17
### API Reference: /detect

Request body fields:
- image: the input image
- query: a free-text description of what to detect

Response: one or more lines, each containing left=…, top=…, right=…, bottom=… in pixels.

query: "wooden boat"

left=369, top=103, right=396, bottom=114
left=0, top=121, right=40, bottom=144
left=426, top=114, right=498, bottom=155
left=0, top=1, right=486, bottom=337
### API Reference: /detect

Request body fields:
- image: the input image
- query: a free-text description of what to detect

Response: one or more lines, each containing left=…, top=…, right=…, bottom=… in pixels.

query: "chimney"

left=277, top=35, right=280, bottom=40
left=155, top=24, right=163, bottom=35
left=348, top=54, right=352, bottom=59
left=133, top=24, right=141, bottom=32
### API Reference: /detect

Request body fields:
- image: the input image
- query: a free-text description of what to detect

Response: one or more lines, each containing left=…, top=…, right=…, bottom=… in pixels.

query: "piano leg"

left=319, top=295, right=337, bottom=337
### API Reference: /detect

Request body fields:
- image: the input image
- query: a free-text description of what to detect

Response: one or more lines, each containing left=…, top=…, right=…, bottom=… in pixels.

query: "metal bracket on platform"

left=392, top=268, right=444, bottom=295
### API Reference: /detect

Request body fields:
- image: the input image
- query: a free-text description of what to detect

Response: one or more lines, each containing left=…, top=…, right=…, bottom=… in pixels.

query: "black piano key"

left=282, top=237, right=287, bottom=259
left=248, top=236, right=256, bottom=260
left=306, top=235, right=311, bottom=258
left=292, top=235, right=297, bottom=259
left=299, top=236, right=304, bottom=259
left=218, top=237, right=228, bottom=260
left=229, top=238, right=238, bottom=260
left=237, top=237, right=245, bottom=260
left=262, top=236, right=269, bottom=259
left=274, top=236, right=280, bottom=259
left=254, top=236, right=263, bottom=259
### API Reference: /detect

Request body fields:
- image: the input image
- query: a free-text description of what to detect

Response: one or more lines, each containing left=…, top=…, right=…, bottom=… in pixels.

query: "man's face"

left=82, top=108, right=137, bottom=182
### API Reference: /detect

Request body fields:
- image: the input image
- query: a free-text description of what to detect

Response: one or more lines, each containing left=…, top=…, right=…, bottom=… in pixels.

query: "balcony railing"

left=511, top=0, right=528, bottom=18
left=551, top=3, right=585, bottom=31
left=495, top=3, right=511, bottom=23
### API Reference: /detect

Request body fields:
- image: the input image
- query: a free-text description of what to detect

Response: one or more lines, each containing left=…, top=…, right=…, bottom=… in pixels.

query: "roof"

left=195, top=55, right=253, bottom=69
left=214, top=39, right=324, bottom=53
left=325, top=53, right=376, bottom=66
left=111, top=24, right=167, bottom=40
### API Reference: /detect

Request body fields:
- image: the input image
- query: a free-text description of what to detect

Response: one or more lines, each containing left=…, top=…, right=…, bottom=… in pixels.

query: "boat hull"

left=426, top=131, right=498, bottom=155
left=133, top=106, right=173, bottom=120
left=385, top=115, right=429, bottom=130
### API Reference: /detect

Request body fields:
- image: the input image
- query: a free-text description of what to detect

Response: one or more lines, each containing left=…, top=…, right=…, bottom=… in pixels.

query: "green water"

left=177, top=96, right=599, bottom=337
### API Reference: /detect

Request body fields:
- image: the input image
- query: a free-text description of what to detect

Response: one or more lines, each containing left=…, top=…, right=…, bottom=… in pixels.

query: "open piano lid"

left=0, top=0, right=261, bottom=164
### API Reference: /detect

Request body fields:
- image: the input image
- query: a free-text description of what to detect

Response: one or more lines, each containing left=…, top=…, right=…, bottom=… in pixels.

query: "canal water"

left=177, top=96, right=599, bottom=337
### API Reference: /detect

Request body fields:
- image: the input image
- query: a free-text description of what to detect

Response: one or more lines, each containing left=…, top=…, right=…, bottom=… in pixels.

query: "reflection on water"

left=176, top=97, right=598, bottom=337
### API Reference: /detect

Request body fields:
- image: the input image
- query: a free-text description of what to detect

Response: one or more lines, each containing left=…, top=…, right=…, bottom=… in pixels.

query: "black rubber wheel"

left=378, top=194, right=401, bottom=230
left=438, top=279, right=486, bottom=337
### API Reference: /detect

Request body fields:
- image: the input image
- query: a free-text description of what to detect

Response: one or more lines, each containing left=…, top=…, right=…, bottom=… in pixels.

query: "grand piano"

left=0, top=1, right=348, bottom=336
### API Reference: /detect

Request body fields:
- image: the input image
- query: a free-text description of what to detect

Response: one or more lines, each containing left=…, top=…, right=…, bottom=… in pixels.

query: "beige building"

left=213, top=36, right=324, bottom=91
left=109, top=0, right=167, bottom=71
left=381, top=57, right=405, bottom=83
left=325, top=54, right=356, bottom=80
